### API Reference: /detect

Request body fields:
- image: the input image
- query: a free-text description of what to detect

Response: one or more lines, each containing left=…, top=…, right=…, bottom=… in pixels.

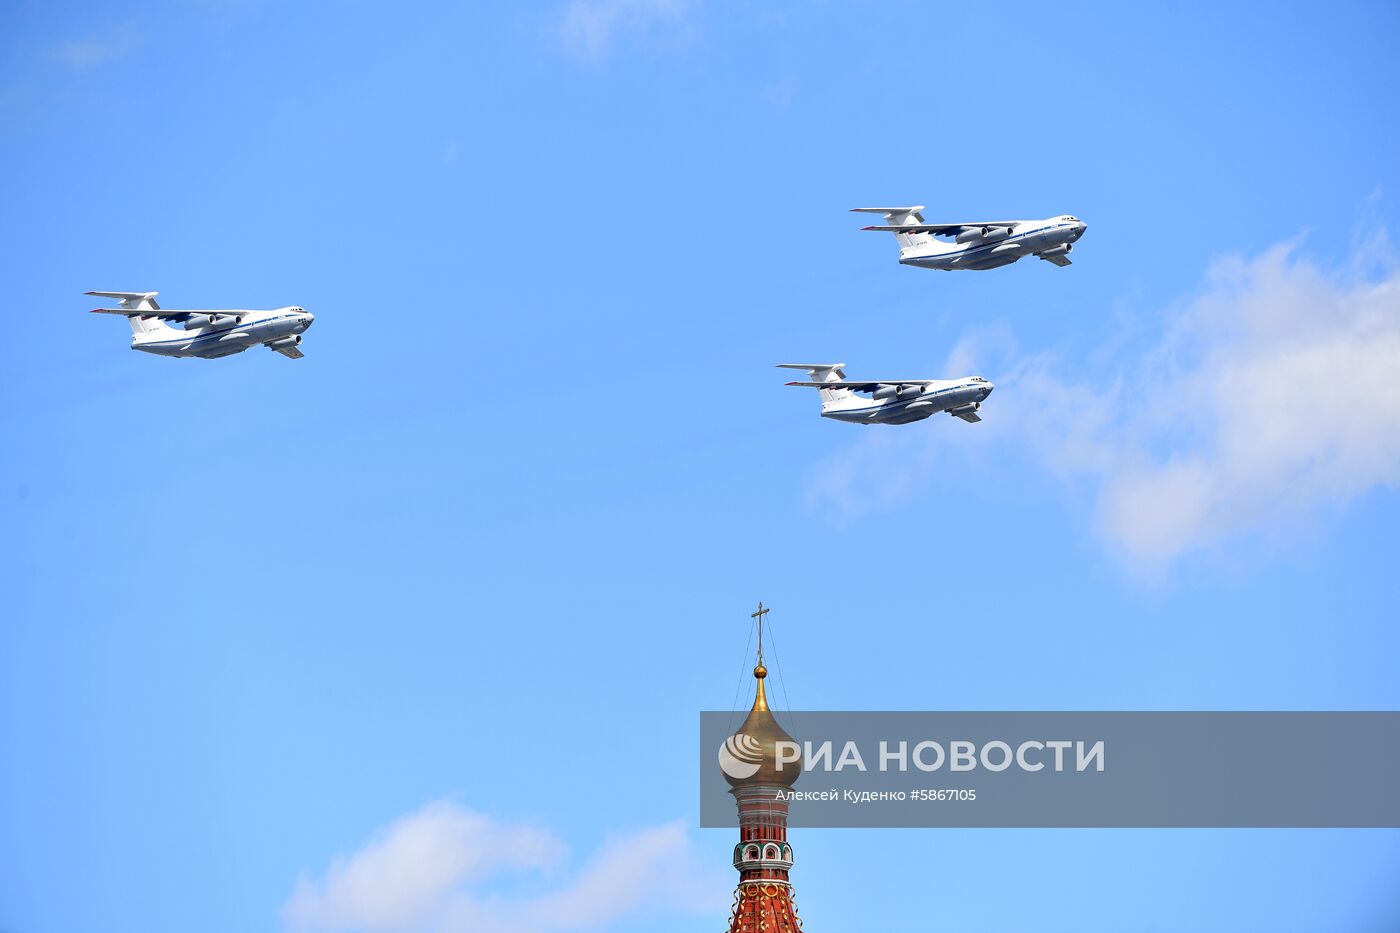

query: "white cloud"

left=557, top=0, right=694, bottom=64
left=282, top=800, right=724, bottom=933
left=50, top=25, right=139, bottom=73
left=807, top=234, right=1400, bottom=573
left=759, top=76, right=798, bottom=110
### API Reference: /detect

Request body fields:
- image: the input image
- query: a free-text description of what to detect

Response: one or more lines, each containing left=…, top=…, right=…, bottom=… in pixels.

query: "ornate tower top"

left=724, top=602, right=807, bottom=933
left=724, top=603, right=799, bottom=789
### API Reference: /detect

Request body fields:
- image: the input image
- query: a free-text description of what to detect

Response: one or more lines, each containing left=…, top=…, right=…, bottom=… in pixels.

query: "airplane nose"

left=982, top=384, right=994, bottom=398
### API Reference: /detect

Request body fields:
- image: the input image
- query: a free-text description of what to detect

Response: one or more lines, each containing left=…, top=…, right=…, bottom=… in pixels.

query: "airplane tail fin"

left=777, top=363, right=853, bottom=410
left=850, top=206, right=935, bottom=252
left=126, top=315, right=174, bottom=335
left=85, top=291, right=174, bottom=336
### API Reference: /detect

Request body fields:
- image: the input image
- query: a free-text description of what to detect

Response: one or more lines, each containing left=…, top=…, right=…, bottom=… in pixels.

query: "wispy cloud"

left=49, top=24, right=140, bottom=74
left=282, top=800, right=724, bottom=933
left=557, top=0, right=695, bottom=65
left=759, top=75, right=798, bottom=110
left=807, top=231, right=1400, bottom=574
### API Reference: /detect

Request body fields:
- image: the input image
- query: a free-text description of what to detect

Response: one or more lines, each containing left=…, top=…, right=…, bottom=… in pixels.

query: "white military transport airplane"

left=88, top=291, right=314, bottom=359
left=779, top=363, right=993, bottom=425
left=852, top=206, right=1086, bottom=271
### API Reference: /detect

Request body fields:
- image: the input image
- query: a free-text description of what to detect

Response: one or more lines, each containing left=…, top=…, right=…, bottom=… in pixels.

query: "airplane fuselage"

left=823, top=378, right=993, bottom=425
left=133, top=308, right=314, bottom=358
left=902, top=216, right=1086, bottom=271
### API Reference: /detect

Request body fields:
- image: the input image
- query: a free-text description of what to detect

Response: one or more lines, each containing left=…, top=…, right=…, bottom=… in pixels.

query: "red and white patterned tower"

left=724, top=604, right=806, bottom=933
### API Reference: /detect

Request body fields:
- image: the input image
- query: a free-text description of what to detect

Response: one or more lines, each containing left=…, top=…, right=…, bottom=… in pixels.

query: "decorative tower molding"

left=724, top=603, right=806, bottom=932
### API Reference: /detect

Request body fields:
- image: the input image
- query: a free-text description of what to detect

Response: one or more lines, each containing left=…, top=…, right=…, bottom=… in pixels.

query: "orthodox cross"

left=751, top=602, right=770, bottom=665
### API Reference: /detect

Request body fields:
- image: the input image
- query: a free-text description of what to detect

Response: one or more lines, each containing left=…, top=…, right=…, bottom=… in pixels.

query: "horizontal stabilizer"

left=777, top=362, right=848, bottom=385
left=849, top=206, right=925, bottom=215
left=851, top=205, right=928, bottom=229
left=85, top=290, right=160, bottom=310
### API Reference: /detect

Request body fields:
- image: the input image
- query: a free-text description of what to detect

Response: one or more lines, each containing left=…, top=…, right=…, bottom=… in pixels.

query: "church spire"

left=724, top=602, right=807, bottom=933
left=724, top=603, right=796, bottom=790
left=753, top=602, right=769, bottom=667
left=751, top=601, right=770, bottom=712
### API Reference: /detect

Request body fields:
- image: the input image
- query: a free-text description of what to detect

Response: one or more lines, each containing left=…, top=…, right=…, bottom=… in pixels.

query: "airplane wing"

left=1040, top=251, right=1073, bottom=267
left=89, top=307, right=188, bottom=317
left=785, top=380, right=933, bottom=391
left=952, top=409, right=982, bottom=423
left=270, top=343, right=304, bottom=359
left=89, top=305, right=246, bottom=320
left=859, top=222, right=1021, bottom=236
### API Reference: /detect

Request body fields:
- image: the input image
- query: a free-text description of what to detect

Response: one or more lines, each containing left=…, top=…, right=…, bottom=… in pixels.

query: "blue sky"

left=2, top=2, right=1399, bottom=931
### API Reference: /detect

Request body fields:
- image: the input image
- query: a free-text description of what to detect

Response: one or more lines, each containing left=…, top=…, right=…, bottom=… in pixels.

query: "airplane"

left=779, top=363, right=993, bottom=425
left=852, top=206, right=1086, bottom=271
left=87, top=291, right=314, bottom=359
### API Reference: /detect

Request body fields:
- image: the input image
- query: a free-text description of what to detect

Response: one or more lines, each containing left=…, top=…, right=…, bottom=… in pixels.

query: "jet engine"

left=956, top=225, right=1010, bottom=243
left=267, top=335, right=302, bottom=350
left=1038, top=244, right=1072, bottom=260
left=184, top=313, right=244, bottom=329
left=872, top=384, right=922, bottom=400
left=948, top=402, right=980, bottom=417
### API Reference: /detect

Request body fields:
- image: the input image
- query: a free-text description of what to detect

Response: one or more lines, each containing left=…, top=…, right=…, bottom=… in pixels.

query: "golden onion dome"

left=721, top=662, right=800, bottom=788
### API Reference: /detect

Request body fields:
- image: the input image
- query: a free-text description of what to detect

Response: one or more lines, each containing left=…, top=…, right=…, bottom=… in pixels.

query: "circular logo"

left=718, top=732, right=764, bottom=780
